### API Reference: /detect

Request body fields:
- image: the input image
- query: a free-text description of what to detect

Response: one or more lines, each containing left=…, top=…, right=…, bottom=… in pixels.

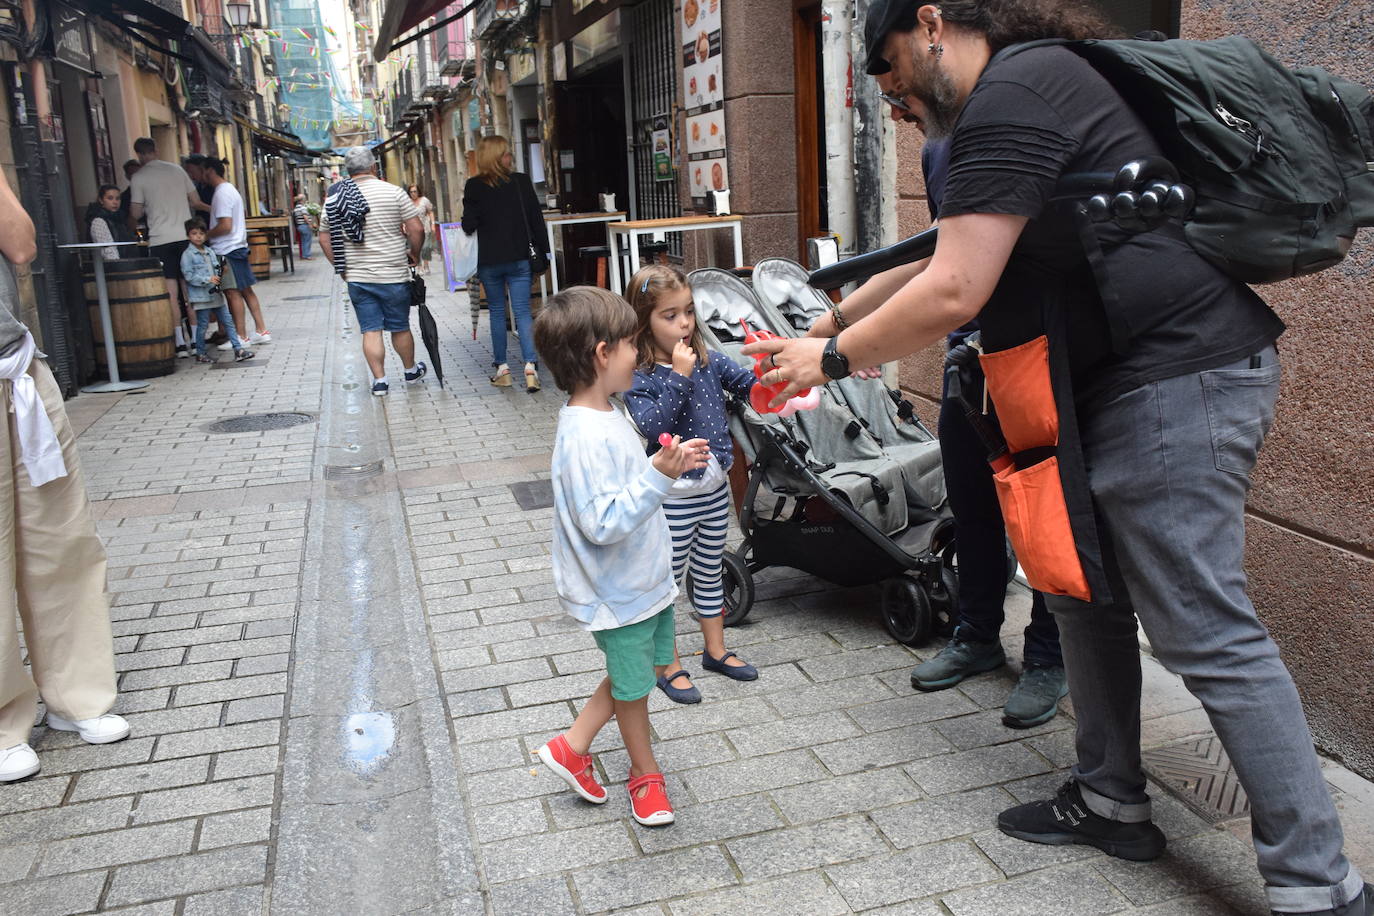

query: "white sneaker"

left=217, top=340, right=235, bottom=351
left=45, top=713, right=130, bottom=745
left=251, top=332, right=272, bottom=344
left=0, top=743, right=40, bottom=782
left=176, top=347, right=190, bottom=359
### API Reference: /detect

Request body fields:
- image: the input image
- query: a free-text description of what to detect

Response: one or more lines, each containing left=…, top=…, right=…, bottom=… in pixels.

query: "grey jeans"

left=1046, top=346, right=1363, bottom=913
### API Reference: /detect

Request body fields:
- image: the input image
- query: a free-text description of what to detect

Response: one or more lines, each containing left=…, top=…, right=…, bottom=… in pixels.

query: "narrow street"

left=2, top=256, right=1371, bottom=914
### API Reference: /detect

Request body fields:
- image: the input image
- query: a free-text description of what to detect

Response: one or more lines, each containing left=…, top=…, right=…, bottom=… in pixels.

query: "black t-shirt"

left=938, top=46, right=1284, bottom=406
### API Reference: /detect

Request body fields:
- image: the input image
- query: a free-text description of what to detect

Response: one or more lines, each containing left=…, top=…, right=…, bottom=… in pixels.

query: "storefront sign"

left=681, top=0, right=726, bottom=202
left=53, top=5, right=95, bottom=74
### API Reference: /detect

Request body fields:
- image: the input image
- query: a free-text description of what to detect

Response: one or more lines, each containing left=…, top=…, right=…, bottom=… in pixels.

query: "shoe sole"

left=491, top=376, right=512, bottom=387
left=46, top=722, right=130, bottom=745
left=911, top=655, right=1006, bottom=692
left=631, top=807, right=675, bottom=827
left=0, top=760, right=39, bottom=782
left=997, top=825, right=1165, bottom=862
left=657, top=684, right=702, bottom=705
left=536, top=744, right=608, bottom=805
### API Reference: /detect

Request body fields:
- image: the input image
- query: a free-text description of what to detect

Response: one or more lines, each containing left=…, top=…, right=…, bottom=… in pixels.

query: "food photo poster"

left=682, top=0, right=727, bottom=204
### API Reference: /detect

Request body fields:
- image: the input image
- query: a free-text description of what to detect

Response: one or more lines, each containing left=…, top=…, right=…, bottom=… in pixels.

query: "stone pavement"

left=2, top=254, right=1372, bottom=914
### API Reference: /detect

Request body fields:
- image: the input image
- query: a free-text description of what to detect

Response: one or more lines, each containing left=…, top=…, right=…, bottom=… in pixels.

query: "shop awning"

left=372, top=0, right=479, bottom=61
left=235, top=117, right=314, bottom=157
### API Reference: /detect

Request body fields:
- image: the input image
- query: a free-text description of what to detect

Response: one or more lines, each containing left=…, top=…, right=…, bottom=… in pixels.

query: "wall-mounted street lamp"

left=225, top=0, right=251, bottom=30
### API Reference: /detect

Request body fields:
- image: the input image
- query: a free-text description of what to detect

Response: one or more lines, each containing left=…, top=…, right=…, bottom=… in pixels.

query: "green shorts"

left=592, top=607, right=676, bottom=701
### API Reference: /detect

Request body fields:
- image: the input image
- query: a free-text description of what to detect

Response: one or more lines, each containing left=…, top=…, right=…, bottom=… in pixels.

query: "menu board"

left=681, top=0, right=726, bottom=203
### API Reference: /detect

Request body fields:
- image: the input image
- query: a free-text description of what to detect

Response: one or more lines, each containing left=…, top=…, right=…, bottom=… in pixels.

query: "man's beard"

left=906, top=56, right=963, bottom=139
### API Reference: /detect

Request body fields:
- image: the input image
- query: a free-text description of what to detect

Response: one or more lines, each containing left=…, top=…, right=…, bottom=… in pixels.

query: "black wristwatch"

left=821, top=336, right=851, bottom=380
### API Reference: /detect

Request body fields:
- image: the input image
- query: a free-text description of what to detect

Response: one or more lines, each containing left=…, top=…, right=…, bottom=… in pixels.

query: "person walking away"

left=0, top=162, right=130, bottom=784
left=407, top=184, right=436, bottom=274
left=128, top=137, right=207, bottom=357
left=623, top=265, right=760, bottom=703
left=871, top=83, right=1068, bottom=727
left=180, top=218, right=252, bottom=363
left=746, top=2, right=1371, bottom=913
left=293, top=195, right=316, bottom=260
left=203, top=158, right=272, bottom=348
left=529, top=285, right=711, bottom=826
left=86, top=185, right=138, bottom=261
left=318, top=146, right=427, bottom=397
left=461, top=134, right=549, bottom=391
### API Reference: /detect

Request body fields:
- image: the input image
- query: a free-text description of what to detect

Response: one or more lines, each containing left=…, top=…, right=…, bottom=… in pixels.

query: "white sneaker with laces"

left=217, top=340, right=235, bottom=351
left=251, top=332, right=272, bottom=344
left=45, top=713, right=130, bottom=745
left=0, top=744, right=39, bottom=782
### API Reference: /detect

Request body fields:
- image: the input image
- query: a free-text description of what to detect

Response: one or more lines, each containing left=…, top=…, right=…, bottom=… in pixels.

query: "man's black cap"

left=863, top=0, right=908, bottom=76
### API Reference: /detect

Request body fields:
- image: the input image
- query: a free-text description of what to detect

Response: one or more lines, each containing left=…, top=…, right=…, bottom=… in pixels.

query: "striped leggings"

left=664, top=483, right=731, bottom=618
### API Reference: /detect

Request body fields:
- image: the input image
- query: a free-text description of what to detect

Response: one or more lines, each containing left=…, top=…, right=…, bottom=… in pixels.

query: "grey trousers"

left=1045, top=346, right=1363, bottom=913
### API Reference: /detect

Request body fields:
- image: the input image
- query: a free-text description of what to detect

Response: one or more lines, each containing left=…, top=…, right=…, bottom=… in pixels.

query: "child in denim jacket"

left=179, top=218, right=253, bottom=363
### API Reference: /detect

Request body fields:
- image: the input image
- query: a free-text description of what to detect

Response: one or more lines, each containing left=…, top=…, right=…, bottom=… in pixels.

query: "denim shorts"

left=591, top=607, right=676, bottom=701
left=347, top=281, right=412, bottom=333
left=224, top=248, right=256, bottom=289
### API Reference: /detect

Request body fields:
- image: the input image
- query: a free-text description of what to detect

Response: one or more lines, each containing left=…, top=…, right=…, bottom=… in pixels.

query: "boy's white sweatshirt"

left=551, top=404, right=678, bottom=629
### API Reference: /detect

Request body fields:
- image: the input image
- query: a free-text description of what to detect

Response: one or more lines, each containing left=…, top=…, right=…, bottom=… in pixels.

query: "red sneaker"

left=627, top=772, right=674, bottom=826
left=536, top=735, right=607, bottom=804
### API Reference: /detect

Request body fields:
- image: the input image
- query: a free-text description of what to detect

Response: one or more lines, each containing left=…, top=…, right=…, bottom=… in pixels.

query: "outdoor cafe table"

left=57, top=241, right=148, bottom=393
left=542, top=211, right=627, bottom=295
left=607, top=215, right=744, bottom=294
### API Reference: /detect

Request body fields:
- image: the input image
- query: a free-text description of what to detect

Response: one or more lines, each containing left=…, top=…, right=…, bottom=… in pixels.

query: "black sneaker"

left=911, top=628, right=1006, bottom=691
left=1002, top=663, right=1069, bottom=729
left=372, top=380, right=389, bottom=397
left=997, top=780, right=1167, bottom=862
left=1278, top=884, right=1374, bottom=916
left=405, top=362, right=427, bottom=383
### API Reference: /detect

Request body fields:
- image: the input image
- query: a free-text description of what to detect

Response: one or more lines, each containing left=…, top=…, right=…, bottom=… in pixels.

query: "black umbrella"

left=410, top=269, right=445, bottom=388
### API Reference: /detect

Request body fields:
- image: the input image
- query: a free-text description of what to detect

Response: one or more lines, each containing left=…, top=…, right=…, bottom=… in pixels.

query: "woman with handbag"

left=461, top=135, right=550, bottom=392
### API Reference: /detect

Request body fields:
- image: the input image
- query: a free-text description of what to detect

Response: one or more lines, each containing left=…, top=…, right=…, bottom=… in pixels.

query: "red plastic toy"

left=740, top=320, right=819, bottom=417
left=658, top=432, right=675, bottom=449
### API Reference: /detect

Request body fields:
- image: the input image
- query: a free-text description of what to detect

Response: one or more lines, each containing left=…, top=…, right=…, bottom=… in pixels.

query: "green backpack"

left=999, top=35, right=1374, bottom=284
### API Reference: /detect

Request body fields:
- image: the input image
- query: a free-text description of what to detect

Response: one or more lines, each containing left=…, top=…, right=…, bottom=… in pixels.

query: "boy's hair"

left=185, top=217, right=208, bottom=233
left=626, top=264, right=708, bottom=371
left=204, top=157, right=226, bottom=178
left=534, top=286, right=638, bottom=393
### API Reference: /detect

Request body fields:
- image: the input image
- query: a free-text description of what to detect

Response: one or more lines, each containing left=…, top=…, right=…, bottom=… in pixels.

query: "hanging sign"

left=651, top=118, right=672, bottom=183
left=680, top=0, right=726, bottom=202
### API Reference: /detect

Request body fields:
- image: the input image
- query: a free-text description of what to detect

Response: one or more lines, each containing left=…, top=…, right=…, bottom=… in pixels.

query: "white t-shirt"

left=208, top=182, right=247, bottom=255
left=128, top=160, right=195, bottom=247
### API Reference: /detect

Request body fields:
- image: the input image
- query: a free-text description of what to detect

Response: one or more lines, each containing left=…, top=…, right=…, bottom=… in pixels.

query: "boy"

left=532, top=286, right=710, bottom=827
left=179, top=218, right=253, bottom=363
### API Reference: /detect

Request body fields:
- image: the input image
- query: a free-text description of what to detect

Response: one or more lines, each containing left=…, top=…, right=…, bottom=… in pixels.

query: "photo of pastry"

left=696, top=31, right=710, bottom=64
left=709, top=0, right=719, bottom=13
left=691, top=121, right=700, bottom=142
left=712, top=161, right=725, bottom=190
left=689, top=76, right=698, bottom=96
left=684, top=0, right=698, bottom=27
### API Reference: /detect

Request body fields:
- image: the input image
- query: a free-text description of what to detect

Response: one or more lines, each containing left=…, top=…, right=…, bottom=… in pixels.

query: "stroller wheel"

left=881, top=576, right=932, bottom=647
left=686, top=549, right=756, bottom=627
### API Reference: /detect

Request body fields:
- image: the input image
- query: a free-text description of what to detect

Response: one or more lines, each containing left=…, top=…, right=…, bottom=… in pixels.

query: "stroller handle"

left=807, top=158, right=1188, bottom=291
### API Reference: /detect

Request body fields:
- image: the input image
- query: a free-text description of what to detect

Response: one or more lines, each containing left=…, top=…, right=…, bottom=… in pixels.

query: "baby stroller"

left=686, top=260, right=961, bottom=647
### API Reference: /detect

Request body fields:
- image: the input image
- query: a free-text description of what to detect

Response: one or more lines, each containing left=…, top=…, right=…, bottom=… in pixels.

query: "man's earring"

left=928, top=42, right=944, bottom=58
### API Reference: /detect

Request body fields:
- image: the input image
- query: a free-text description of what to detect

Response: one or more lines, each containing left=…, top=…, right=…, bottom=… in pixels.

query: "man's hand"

left=671, top=340, right=696, bottom=377
left=740, top=336, right=829, bottom=408
left=651, top=436, right=711, bottom=479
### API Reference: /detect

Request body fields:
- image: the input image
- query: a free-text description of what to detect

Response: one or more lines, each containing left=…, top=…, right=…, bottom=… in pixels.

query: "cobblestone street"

left=3, top=256, right=1371, bottom=915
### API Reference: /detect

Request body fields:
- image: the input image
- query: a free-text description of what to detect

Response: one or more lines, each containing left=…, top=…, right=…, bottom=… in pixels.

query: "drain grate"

left=1143, top=735, right=1250, bottom=822
left=208, top=412, right=315, bottom=434
left=509, top=479, right=554, bottom=511
left=325, top=460, right=384, bottom=480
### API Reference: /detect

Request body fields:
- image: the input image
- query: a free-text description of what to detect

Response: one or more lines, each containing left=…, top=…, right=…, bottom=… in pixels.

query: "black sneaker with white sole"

left=405, top=362, right=427, bottom=383
left=234, top=349, right=255, bottom=362
left=372, top=380, right=389, bottom=397
left=997, top=780, right=1167, bottom=862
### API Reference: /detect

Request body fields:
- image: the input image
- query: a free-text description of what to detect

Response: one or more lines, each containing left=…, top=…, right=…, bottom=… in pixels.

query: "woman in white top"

left=407, top=183, right=436, bottom=274
left=86, top=185, right=137, bottom=261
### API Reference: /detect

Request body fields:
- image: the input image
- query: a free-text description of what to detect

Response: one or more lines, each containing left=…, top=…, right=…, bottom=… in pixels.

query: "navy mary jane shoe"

left=656, top=670, right=702, bottom=704
left=702, top=651, right=758, bottom=681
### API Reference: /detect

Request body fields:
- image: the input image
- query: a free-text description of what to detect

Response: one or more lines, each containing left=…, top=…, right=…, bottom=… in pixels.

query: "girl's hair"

left=98, top=184, right=121, bottom=200
left=626, top=264, right=708, bottom=371
left=474, top=136, right=513, bottom=187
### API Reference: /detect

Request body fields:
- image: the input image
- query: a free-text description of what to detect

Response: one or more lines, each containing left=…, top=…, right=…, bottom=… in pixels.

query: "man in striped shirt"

left=319, top=147, right=427, bottom=396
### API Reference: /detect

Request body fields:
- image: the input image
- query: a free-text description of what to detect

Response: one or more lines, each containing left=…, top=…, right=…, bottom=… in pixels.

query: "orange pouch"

left=978, top=335, right=1057, bottom=454
left=992, top=457, right=1091, bottom=601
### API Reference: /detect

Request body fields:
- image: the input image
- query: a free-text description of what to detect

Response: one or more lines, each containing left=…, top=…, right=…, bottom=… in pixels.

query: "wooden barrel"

left=248, top=231, right=271, bottom=280
left=82, top=257, right=176, bottom=379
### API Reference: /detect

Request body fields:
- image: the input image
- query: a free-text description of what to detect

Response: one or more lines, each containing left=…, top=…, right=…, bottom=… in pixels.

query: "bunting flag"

left=309, top=46, right=319, bottom=59
left=263, top=28, right=280, bottom=38
left=354, top=21, right=370, bottom=31
left=296, top=28, right=312, bottom=40
left=323, top=25, right=337, bottom=38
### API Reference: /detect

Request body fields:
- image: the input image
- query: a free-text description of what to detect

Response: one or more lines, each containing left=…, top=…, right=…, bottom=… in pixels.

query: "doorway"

left=554, top=59, right=629, bottom=283
left=794, top=3, right=828, bottom=260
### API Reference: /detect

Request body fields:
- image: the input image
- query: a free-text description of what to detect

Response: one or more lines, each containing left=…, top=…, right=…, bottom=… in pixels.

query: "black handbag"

left=516, top=177, right=549, bottom=275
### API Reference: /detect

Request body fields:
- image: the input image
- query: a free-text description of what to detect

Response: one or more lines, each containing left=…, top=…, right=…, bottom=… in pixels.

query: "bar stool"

left=578, top=245, right=611, bottom=288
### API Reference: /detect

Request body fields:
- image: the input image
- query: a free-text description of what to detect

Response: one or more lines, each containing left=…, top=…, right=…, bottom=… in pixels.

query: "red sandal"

left=627, top=772, right=674, bottom=826
left=536, top=735, right=607, bottom=804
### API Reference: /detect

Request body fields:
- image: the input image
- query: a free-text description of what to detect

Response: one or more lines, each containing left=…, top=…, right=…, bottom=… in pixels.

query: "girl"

left=624, top=265, right=759, bottom=704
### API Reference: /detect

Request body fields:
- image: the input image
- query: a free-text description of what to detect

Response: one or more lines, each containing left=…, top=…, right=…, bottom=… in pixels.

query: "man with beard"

left=743, top=3, right=1368, bottom=914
